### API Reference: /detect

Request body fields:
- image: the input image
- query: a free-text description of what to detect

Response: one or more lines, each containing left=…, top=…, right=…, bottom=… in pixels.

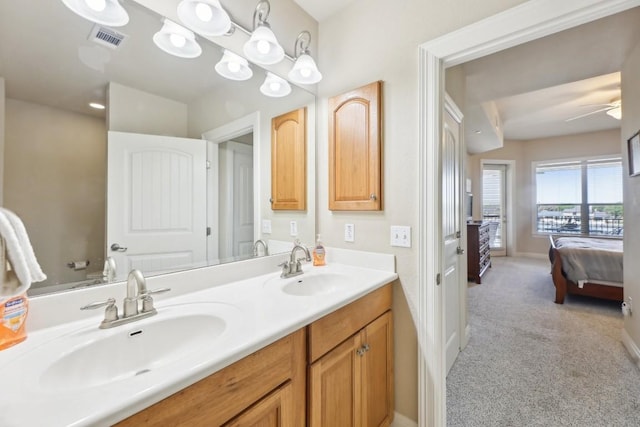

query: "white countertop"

left=0, top=248, right=397, bottom=427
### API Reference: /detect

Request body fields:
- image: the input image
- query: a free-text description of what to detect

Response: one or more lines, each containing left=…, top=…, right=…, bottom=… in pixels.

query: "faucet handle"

left=80, top=297, right=118, bottom=322
left=138, top=287, right=171, bottom=313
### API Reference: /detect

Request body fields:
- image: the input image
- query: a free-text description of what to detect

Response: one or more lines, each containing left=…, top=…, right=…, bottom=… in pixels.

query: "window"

left=534, top=157, right=623, bottom=236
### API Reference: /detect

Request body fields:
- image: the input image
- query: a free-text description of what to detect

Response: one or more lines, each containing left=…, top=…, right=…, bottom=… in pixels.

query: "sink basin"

left=32, top=302, right=241, bottom=392
left=265, top=271, right=350, bottom=296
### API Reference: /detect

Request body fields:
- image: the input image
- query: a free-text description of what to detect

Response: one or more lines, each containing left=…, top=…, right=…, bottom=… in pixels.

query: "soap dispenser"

left=312, top=234, right=326, bottom=266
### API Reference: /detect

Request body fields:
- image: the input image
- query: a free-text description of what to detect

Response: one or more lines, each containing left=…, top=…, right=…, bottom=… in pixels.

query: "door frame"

left=417, top=0, right=640, bottom=425
left=480, top=159, right=515, bottom=256
left=202, top=112, right=261, bottom=264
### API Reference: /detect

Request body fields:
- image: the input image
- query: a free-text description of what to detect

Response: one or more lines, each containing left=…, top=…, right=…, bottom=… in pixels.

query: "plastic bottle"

left=312, top=234, right=326, bottom=266
left=0, top=292, right=29, bottom=351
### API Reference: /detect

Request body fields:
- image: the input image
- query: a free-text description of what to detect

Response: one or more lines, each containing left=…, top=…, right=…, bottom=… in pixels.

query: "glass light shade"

left=243, top=25, right=285, bottom=65
left=60, top=0, right=129, bottom=26
left=215, top=50, right=253, bottom=81
left=606, top=106, right=622, bottom=120
left=288, top=53, right=322, bottom=84
left=153, top=19, right=202, bottom=59
left=177, top=0, right=231, bottom=36
left=260, top=72, right=291, bottom=97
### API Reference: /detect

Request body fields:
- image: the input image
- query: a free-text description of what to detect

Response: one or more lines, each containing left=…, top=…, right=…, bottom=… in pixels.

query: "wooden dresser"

left=467, top=222, right=491, bottom=284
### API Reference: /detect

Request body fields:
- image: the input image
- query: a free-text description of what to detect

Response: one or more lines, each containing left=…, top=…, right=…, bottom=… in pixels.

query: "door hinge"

left=436, top=273, right=441, bottom=285
left=456, top=230, right=461, bottom=238
left=206, top=227, right=211, bottom=236
left=206, top=160, right=211, bottom=169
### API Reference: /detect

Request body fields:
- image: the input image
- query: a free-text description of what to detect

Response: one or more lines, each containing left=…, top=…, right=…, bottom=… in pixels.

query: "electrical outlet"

left=261, top=219, right=272, bottom=234
left=345, top=224, right=355, bottom=242
left=290, top=221, right=298, bottom=237
left=390, top=225, right=411, bottom=248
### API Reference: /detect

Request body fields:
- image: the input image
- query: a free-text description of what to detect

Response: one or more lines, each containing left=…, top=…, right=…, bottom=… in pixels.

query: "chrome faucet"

left=253, top=239, right=269, bottom=257
left=81, top=269, right=171, bottom=329
left=279, top=243, right=312, bottom=278
left=102, top=256, right=117, bottom=283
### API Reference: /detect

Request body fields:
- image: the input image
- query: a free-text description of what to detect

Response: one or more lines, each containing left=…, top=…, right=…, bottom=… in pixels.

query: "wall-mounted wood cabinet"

left=328, top=81, right=382, bottom=211
left=271, top=107, right=306, bottom=211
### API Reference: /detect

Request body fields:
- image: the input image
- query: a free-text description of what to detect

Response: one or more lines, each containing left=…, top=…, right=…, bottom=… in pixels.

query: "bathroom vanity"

left=0, top=248, right=396, bottom=427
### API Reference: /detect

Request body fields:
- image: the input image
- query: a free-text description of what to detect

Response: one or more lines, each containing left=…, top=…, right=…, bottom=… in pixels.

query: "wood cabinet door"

left=224, top=382, right=294, bottom=427
left=361, top=312, right=394, bottom=427
left=328, top=81, right=382, bottom=211
left=271, top=107, right=306, bottom=210
left=308, top=334, right=362, bottom=427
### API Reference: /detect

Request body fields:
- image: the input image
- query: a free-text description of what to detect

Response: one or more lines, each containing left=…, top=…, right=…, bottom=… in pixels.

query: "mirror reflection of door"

left=219, top=134, right=254, bottom=261
left=106, top=131, right=207, bottom=280
left=482, top=164, right=507, bottom=256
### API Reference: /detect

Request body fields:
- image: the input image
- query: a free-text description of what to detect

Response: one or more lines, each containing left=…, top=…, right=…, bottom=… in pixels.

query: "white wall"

left=319, top=0, right=529, bottom=420
left=4, top=99, right=106, bottom=288
left=468, top=129, right=621, bottom=256
left=107, top=82, right=188, bottom=137
left=622, top=38, right=640, bottom=360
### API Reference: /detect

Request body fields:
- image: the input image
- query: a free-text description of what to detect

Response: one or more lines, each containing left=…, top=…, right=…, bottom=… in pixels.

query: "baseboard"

left=391, top=412, right=418, bottom=427
left=622, top=328, right=640, bottom=369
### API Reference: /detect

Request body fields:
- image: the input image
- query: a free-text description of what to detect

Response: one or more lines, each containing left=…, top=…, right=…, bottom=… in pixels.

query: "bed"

left=548, top=235, right=623, bottom=304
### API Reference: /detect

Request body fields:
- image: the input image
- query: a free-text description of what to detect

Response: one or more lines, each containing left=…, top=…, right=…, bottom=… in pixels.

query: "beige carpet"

left=446, top=256, right=640, bottom=426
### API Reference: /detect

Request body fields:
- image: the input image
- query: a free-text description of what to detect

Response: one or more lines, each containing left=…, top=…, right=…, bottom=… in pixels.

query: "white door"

left=443, top=98, right=464, bottom=375
left=107, top=131, right=207, bottom=280
left=231, top=142, right=254, bottom=257
left=219, top=140, right=254, bottom=260
left=482, top=164, right=507, bottom=256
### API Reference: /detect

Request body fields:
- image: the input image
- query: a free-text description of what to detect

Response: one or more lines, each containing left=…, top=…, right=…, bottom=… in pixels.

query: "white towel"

left=0, top=208, right=46, bottom=297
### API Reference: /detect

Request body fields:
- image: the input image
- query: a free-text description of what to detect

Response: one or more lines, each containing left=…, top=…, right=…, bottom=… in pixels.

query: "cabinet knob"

left=369, top=194, right=377, bottom=201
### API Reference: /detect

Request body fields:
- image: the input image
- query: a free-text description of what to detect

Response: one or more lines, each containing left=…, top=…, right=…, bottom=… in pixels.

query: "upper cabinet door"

left=329, top=81, right=382, bottom=211
left=271, top=108, right=307, bottom=211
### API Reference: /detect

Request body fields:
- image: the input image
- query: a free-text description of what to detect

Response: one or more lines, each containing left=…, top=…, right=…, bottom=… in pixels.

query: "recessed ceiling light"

left=89, top=102, right=105, bottom=110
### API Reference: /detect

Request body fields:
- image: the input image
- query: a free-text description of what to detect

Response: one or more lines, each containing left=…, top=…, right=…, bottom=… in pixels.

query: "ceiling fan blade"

left=565, top=106, right=613, bottom=122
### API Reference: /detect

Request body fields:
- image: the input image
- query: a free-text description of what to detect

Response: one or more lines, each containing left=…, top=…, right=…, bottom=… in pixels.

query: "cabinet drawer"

left=308, top=284, right=392, bottom=363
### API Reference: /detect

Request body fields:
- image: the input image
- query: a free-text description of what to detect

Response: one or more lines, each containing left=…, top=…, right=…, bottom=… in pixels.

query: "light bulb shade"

left=60, top=0, right=129, bottom=26
left=260, top=72, right=291, bottom=97
left=288, top=53, right=322, bottom=84
left=215, top=50, right=253, bottom=81
left=606, top=106, right=622, bottom=120
left=177, top=0, right=231, bottom=36
left=243, top=25, right=285, bottom=65
left=153, top=19, right=202, bottom=59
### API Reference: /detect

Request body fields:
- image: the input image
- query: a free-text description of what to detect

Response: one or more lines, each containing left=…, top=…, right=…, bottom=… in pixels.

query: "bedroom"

left=440, top=7, right=638, bottom=423
left=449, top=7, right=635, bottom=288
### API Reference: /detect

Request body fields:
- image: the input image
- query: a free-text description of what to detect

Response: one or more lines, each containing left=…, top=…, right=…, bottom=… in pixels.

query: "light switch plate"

left=344, top=223, right=355, bottom=242
left=390, top=225, right=411, bottom=248
left=262, top=219, right=272, bottom=234
left=290, top=221, right=298, bottom=237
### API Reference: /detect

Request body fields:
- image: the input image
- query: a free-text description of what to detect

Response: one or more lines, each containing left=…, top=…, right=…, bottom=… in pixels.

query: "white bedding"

left=555, top=237, right=623, bottom=285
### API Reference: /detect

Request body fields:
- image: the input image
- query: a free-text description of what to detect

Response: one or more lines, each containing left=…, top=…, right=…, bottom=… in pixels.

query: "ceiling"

left=462, top=7, right=640, bottom=152
left=293, top=0, right=357, bottom=22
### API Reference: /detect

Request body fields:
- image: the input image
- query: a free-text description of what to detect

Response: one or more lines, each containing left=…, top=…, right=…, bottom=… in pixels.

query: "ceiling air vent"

left=88, top=25, right=127, bottom=49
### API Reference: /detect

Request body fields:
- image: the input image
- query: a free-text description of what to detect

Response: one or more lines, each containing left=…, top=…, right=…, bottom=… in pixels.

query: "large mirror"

left=0, top=0, right=316, bottom=295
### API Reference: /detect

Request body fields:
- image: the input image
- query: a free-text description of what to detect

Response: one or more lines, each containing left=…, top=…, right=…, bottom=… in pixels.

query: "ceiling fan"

left=565, top=98, right=622, bottom=122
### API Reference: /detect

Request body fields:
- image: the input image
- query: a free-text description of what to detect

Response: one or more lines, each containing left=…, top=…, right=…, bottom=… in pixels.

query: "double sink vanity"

left=0, top=247, right=397, bottom=426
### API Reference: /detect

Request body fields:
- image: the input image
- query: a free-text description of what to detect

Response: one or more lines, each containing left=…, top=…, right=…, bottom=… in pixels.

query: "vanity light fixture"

left=177, top=0, right=232, bottom=36
left=288, top=31, right=322, bottom=85
left=60, top=0, right=129, bottom=27
left=89, top=102, right=105, bottom=110
left=260, top=72, right=291, bottom=97
left=243, top=0, right=284, bottom=65
left=153, top=19, right=202, bottom=59
left=215, top=50, right=253, bottom=81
